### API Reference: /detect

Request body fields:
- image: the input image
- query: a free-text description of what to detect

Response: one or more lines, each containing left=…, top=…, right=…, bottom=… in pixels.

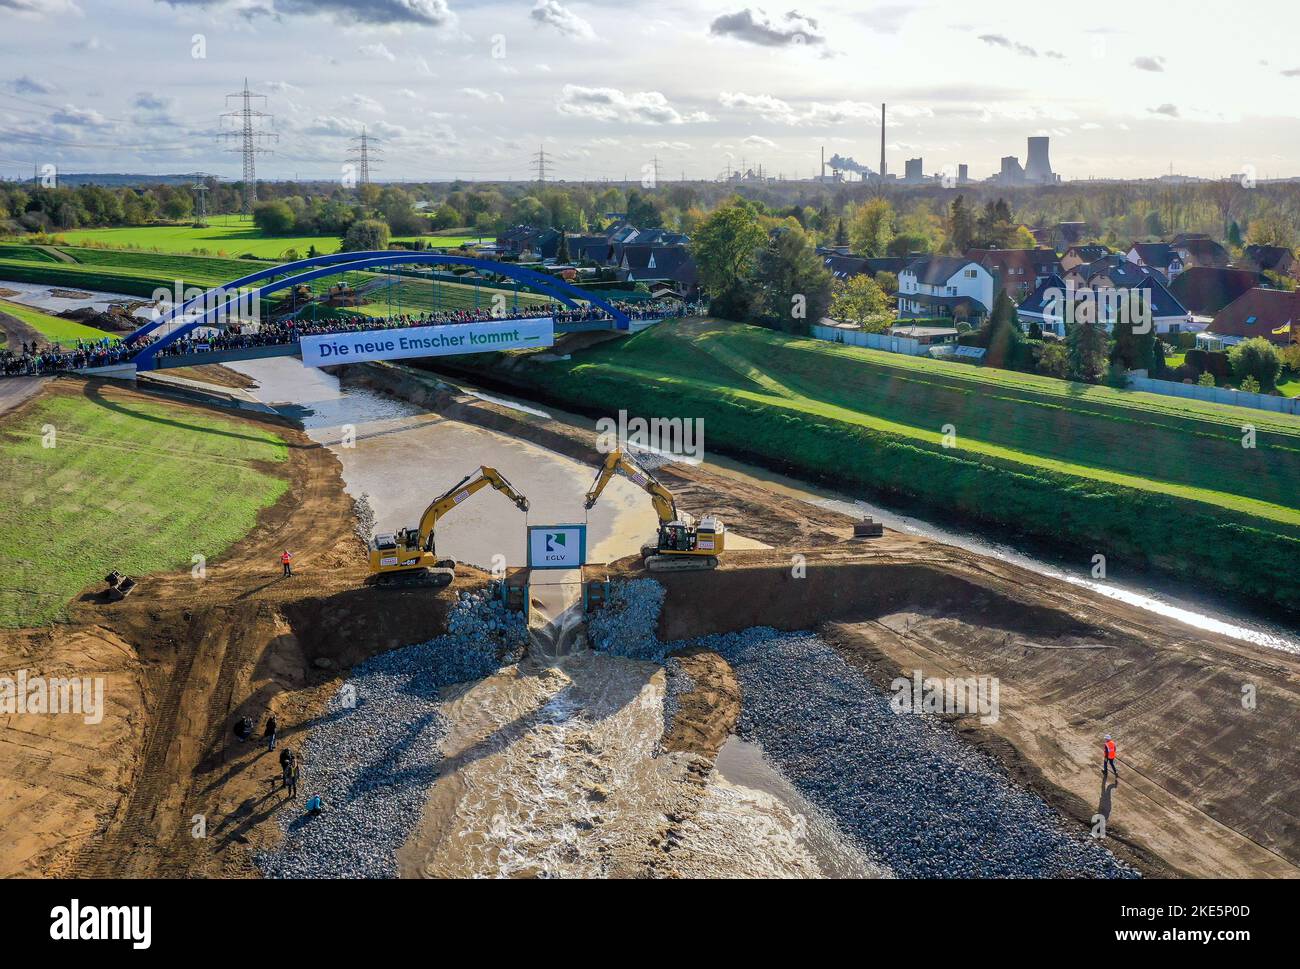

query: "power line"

left=531, top=144, right=549, bottom=184
left=219, top=78, right=277, bottom=216
left=347, top=126, right=382, bottom=189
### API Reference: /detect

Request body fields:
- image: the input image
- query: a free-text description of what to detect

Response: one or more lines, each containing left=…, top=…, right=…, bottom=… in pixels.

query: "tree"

left=947, top=194, right=975, bottom=253
left=625, top=188, right=663, bottom=228
left=830, top=274, right=891, bottom=330
left=753, top=225, right=832, bottom=334
left=979, top=289, right=1023, bottom=368
left=1036, top=341, right=1068, bottom=378
left=341, top=218, right=389, bottom=252
left=1197, top=371, right=1216, bottom=387
left=847, top=198, right=894, bottom=257
left=834, top=218, right=848, bottom=247
left=253, top=200, right=295, bottom=235
left=690, top=197, right=766, bottom=320
left=556, top=232, right=570, bottom=263
left=1240, top=375, right=1261, bottom=394
left=1228, top=337, right=1282, bottom=390
left=1247, top=212, right=1294, bottom=248
left=1067, top=317, right=1109, bottom=383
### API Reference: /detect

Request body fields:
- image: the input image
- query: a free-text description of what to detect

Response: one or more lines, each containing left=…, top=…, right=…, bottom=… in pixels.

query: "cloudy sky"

left=2, top=0, right=1299, bottom=184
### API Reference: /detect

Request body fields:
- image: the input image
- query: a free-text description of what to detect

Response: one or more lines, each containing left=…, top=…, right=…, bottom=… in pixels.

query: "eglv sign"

left=299, top=317, right=554, bottom=368
left=527, top=524, right=586, bottom=569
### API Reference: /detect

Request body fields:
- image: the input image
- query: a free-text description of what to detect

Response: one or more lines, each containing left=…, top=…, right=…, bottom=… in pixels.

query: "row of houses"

left=822, top=236, right=1298, bottom=351
left=492, top=222, right=698, bottom=297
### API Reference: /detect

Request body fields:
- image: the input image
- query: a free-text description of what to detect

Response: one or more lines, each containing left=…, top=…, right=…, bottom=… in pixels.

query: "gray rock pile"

left=257, top=590, right=528, bottom=878
left=593, top=579, right=1138, bottom=879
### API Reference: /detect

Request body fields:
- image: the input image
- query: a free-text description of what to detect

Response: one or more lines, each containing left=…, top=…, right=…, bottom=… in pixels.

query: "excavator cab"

left=368, top=466, right=529, bottom=589
left=586, top=449, right=725, bottom=572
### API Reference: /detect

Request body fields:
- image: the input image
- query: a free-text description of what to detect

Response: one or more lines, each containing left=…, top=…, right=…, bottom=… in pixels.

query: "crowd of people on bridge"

left=0, top=296, right=704, bottom=376
left=1, top=337, right=134, bottom=377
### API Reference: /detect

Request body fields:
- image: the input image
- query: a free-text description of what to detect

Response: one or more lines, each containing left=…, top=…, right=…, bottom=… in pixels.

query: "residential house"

left=821, top=254, right=910, bottom=281
left=1017, top=272, right=1194, bottom=337
left=1205, top=288, right=1300, bottom=348
left=1060, top=244, right=1110, bottom=272
left=897, top=257, right=994, bottom=323
left=617, top=244, right=699, bottom=295
left=1240, top=244, right=1297, bottom=278
left=1174, top=237, right=1230, bottom=270
left=1127, top=242, right=1183, bottom=279
left=1169, top=267, right=1260, bottom=317
left=966, top=247, right=1062, bottom=300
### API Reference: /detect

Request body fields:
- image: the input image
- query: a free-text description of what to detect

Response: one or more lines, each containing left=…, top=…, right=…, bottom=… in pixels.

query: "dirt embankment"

left=0, top=380, right=474, bottom=878
left=345, top=361, right=1300, bottom=878
left=630, top=550, right=1300, bottom=879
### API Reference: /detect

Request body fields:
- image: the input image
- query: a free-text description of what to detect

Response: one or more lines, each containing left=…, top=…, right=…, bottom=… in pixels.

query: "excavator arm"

left=584, top=449, right=677, bottom=524
left=415, top=466, right=529, bottom=551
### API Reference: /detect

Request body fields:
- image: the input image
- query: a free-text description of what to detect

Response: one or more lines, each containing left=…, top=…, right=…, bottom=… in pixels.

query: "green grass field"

left=48, top=224, right=485, bottom=259
left=0, top=392, right=289, bottom=626
left=436, top=318, right=1300, bottom=609
left=0, top=299, right=118, bottom=344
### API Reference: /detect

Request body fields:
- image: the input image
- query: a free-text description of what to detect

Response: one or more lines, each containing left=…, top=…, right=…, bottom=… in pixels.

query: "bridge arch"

left=126, top=250, right=632, bottom=369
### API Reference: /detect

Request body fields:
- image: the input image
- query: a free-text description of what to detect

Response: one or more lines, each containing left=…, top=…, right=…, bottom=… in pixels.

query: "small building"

left=1207, top=288, right=1300, bottom=348
left=1174, top=237, right=1230, bottom=271
left=1240, top=244, right=1297, bottom=278
left=1127, top=242, right=1183, bottom=279
left=888, top=323, right=959, bottom=346
left=1017, top=273, right=1194, bottom=337
left=966, top=247, right=1062, bottom=300
left=1060, top=244, right=1110, bottom=272
left=897, top=257, right=993, bottom=323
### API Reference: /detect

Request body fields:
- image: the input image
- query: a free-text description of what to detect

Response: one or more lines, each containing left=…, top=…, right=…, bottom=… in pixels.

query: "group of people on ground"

left=233, top=712, right=301, bottom=800
left=1, top=337, right=133, bottom=376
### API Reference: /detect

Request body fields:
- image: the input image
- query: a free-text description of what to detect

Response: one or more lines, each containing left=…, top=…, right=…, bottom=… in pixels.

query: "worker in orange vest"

left=1102, top=734, right=1119, bottom=783
left=281, top=549, right=293, bottom=578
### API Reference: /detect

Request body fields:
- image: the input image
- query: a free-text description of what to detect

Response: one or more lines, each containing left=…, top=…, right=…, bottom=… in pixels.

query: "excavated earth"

left=1, top=363, right=1297, bottom=878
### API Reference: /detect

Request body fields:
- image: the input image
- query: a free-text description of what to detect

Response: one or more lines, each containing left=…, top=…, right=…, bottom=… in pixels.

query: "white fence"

left=812, top=324, right=925, bottom=356
left=1129, top=375, right=1300, bottom=415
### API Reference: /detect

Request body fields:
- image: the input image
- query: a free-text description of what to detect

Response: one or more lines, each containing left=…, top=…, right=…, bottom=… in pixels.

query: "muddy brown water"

left=231, top=358, right=861, bottom=878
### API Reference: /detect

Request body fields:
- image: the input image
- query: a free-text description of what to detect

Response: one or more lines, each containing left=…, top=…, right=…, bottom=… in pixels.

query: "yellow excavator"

left=584, top=449, right=725, bottom=572
left=368, top=466, right=529, bottom=587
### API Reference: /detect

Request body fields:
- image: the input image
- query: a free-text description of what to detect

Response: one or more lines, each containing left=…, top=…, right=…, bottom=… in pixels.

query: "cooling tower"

left=1025, top=136, right=1054, bottom=182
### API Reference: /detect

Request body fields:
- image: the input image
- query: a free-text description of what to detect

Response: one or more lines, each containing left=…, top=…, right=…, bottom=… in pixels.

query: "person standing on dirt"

left=265, top=714, right=279, bottom=752
left=1102, top=734, right=1119, bottom=783
left=287, top=756, right=300, bottom=799
left=281, top=549, right=293, bottom=578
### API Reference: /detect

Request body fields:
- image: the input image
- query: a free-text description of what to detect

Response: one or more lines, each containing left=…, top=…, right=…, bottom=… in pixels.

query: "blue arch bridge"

left=119, top=250, right=651, bottom=373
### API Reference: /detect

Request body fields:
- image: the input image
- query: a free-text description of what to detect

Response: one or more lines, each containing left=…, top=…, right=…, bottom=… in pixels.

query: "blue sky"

left=2, top=0, right=1299, bottom=183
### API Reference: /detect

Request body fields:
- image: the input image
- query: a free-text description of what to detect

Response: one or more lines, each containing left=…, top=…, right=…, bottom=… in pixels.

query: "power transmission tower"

left=192, top=176, right=210, bottom=227
left=347, top=126, right=382, bottom=190
left=532, top=144, right=549, bottom=184
left=220, top=78, right=277, bottom=218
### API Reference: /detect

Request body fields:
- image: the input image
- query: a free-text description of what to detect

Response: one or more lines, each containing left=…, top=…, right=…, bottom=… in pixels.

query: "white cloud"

left=530, top=0, right=596, bottom=41
left=710, top=8, right=825, bottom=47
left=461, top=87, right=504, bottom=103
left=358, top=42, right=396, bottom=62
left=557, top=85, right=711, bottom=124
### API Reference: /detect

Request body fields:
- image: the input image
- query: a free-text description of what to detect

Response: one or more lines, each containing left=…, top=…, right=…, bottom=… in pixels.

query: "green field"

left=49, top=224, right=485, bottom=259
left=435, top=318, right=1300, bottom=610
left=0, top=299, right=118, bottom=344
left=0, top=392, right=289, bottom=626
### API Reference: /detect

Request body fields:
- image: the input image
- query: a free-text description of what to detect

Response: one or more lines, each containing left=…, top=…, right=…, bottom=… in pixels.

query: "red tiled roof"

left=1209, top=288, right=1300, bottom=345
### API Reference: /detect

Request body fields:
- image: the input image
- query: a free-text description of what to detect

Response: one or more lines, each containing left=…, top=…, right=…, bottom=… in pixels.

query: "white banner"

left=527, top=525, right=587, bottom=569
left=299, top=317, right=554, bottom=367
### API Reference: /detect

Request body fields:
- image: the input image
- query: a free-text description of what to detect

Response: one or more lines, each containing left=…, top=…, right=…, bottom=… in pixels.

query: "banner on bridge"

left=298, top=317, right=554, bottom=368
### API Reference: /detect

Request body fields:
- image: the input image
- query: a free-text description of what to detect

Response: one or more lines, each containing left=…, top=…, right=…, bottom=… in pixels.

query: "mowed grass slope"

left=441, top=318, right=1300, bottom=608
left=0, top=299, right=119, bottom=344
left=53, top=225, right=486, bottom=258
left=0, top=390, right=289, bottom=626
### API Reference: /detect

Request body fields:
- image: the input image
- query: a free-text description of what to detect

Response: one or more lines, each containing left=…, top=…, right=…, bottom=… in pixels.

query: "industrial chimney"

left=1024, top=136, right=1055, bottom=183
left=879, top=103, right=887, bottom=178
